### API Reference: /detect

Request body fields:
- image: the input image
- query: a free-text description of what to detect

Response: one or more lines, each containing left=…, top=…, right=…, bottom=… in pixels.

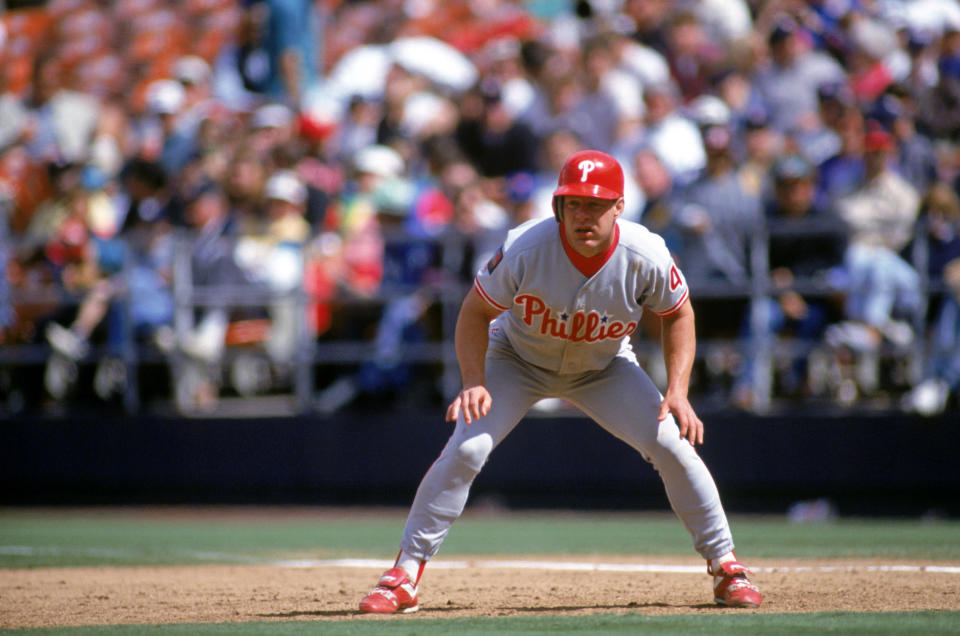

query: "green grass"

left=1, top=509, right=959, bottom=568
left=3, top=612, right=960, bottom=635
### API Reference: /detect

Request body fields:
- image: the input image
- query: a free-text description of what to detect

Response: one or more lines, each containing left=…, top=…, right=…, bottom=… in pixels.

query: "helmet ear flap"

left=552, top=196, right=562, bottom=222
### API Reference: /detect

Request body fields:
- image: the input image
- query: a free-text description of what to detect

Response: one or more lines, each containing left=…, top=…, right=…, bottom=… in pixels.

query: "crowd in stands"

left=1, top=0, right=959, bottom=417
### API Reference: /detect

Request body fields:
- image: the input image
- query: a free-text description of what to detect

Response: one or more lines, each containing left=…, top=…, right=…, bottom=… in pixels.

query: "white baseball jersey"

left=474, top=216, right=689, bottom=373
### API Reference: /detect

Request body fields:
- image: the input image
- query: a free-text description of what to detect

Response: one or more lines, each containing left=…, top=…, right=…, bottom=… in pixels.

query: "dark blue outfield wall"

left=2, top=411, right=958, bottom=516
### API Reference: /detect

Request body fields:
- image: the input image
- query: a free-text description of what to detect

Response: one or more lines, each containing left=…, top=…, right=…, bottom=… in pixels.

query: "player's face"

left=560, top=195, right=624, bottom=257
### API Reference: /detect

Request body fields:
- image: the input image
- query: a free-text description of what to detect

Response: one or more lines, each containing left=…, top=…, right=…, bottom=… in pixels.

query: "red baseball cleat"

left=358, top=567, right=419, bottom=614
left=709, top=560, right=763, bottom=608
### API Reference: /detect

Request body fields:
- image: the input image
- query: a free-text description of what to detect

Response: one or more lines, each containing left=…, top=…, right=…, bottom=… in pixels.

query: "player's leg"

left=359, top=345, right=542, bottom=613
left=563, top=355, right=761, bottom=607
left=400, top=345, right=541, bottom=560
left=564, top=355, right=732, bottom=557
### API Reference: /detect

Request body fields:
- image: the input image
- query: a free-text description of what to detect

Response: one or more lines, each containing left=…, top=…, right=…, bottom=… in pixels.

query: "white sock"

left=709, top=551, right=736, bottom=573
left=716, top=551, right=736, bottom=564
left=396, top=551, right=423, bottom=583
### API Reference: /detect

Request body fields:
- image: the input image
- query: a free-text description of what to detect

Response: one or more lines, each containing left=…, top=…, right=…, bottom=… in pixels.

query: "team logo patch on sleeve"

left=486, top=246, right=504, bottom=273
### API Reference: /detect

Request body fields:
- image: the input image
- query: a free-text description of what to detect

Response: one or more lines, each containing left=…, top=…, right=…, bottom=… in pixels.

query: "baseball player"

left=358, top=150, right=763, bottom=613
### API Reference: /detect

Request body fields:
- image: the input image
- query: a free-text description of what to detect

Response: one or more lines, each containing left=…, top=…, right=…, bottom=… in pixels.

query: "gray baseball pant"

left=399, top=341, right=735, bottom=561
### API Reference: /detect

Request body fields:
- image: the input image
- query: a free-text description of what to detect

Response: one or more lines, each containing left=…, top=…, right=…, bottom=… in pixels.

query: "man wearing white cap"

left=264, top=169, right=310, bottom=239
left=237, top=170, right=311, bottom=371
left=250, top=103, right=296, bottom=154
left=145, top=80, right=187, bottom=119
left=142, top=79, right=193, bottom=172
left=173, top=55, right=216, bottom=130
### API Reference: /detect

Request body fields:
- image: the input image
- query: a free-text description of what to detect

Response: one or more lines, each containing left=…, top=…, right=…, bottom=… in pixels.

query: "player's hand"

left=658, top=392, right=704, bottom=446
left=446, top=385, right=492, bottom=425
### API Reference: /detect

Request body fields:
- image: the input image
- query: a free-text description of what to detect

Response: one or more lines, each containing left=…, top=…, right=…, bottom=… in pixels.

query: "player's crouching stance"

left=359, top=150, right=762, bottom=613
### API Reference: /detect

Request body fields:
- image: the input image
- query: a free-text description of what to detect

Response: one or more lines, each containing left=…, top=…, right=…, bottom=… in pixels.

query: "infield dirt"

left=3, top=557, right=960, bottom=628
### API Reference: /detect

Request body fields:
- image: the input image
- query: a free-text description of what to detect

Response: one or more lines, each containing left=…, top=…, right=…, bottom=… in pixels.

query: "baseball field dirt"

left=3, top=556, right=960, bottom=628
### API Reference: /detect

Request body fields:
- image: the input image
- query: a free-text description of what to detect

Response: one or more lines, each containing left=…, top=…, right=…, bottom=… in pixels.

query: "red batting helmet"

left=552, top=150, right=624, bottom=220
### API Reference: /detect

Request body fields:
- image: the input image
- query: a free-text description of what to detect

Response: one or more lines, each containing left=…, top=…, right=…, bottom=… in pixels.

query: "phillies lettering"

left=515, top=294, right=637, bottom=342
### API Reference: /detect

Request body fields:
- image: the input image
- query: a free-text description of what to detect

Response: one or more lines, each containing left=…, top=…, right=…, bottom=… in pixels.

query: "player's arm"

left=446, top=286, right=504, bottom=424
left=657, top=298, right=704, bottom=445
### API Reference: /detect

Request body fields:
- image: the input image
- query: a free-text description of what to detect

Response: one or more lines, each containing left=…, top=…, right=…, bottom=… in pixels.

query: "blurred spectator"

left=234, top=169, right=311, bottom=374
left=814, top=106, right=867, bottom=212
left=751, top=15, right=845, bottom=134
left=294, top=111, right=343, bottom=230
left=904, top=258, right=960, bottom=414
left=916, top=45, right=960, bottom=140
left=664, top=10, right=727, bottom=102
left=684, top=93, right=732, bottom=131
left=608, top=27, right=671, bottom=126
left=440, top=173, right=510, bottom=279
left=0, top=73, right=27, bottom=154
left=826, top=127, right=922, bottom=374
left=736, top=109, right=783, bottom=199
left=173, top=55, right=215, bottom=121
left=632, top=148, right=677, bottom=246
left=671, top=124, right=761, bottom=287
left=142, top=78, right=196, bottom=176
left=314, top=144, right=441, bottom=413
left=21, top=51, right=101, bottom=166
left=795, top=80, right=855, bottom=169
left=314, top=288, right=433, bottom=414
left=757, top=0, right=846, bottom=58
left=394, top=134, right=457, bottom=239
left=903, top=182, right=960, bottom=415
left=224, top=146, right=269, bottom=232
left=43, top=165, right=174, bottom=402
left=733, top=154, right=847, bottom=408
left=38, top=185, right=105, bottom=400
left=639, top=80, right=706, bottom=186
left=263, top=0, right=320, bottom=107
left=713, top=68, right=766, bottom=133
left=623, top=0, right=672, bottom=55
left=871, top=90, right=939, bottom=194
left=567, top=34, right=628, bottom=153
left=211, top=1, right=272, bottom=111
left=455, top=79, right=539, bottom=179
left=307, top=143, right=394, bottom=343
left=479, top=37, right=540, bottom=136
left=843, top=14, right=899, bottom=104
left=2, top=142, right=53, bottom=244
left=765, top=155, right=848, bottom=287
left=88, top=97, right=133, bottom=183
left=166, top=181, right=248, bottom=413
left=170, top=54, right=224, bottom=161
left=117, top=158, right=180, bottom=230
left=669, top=122, right=761, bottom=396
left=690, top=0, right=753, bottom=46
left=335, top=95, right=381, bottom=162
left=521, top=65, right=583, bottom=147
left=248, top=102, right=297, bottom=157
left=899, top=28, right=940, bottom=99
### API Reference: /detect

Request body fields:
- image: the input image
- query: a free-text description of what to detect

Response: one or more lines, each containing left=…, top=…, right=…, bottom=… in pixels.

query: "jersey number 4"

left=669, top=265, right=683, bottom=292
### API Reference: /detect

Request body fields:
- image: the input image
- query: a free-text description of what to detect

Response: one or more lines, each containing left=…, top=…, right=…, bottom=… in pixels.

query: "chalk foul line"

left=2, top=547, right=957, bottom=575
left=272, top=557, right=960, bottom=575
